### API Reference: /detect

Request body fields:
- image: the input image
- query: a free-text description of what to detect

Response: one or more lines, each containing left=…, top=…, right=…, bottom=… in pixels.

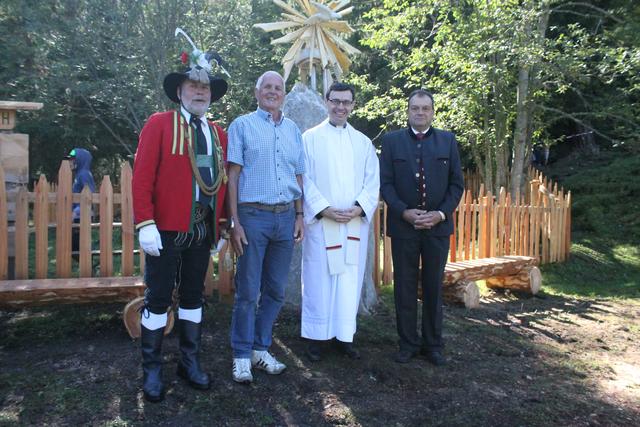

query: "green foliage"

left=0, top=0, right=281, bottom=180
left=358, top=0, right=640, bottom=192
left=541, top=150, right=640, bottom=298
left=1, top=0, right=639, bottom=183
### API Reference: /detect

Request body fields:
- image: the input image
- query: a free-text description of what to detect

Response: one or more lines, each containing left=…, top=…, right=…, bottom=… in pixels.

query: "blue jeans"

left=230, top=205, right=295, bottom=358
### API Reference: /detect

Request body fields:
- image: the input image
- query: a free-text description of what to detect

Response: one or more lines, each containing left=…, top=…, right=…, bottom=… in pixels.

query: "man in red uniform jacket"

left=132, top=43, right=228, bottom=403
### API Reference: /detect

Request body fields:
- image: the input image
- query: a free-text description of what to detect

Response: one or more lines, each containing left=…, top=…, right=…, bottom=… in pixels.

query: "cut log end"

left=443, top=280, right=480, bottom=309
left=485, top=266, right=542, bottom=295
left=529, top=266, right=542, bottom=295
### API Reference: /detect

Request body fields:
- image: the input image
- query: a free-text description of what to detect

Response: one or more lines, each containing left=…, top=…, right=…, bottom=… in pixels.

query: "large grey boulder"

left=284, top=82, right=327, bottom=133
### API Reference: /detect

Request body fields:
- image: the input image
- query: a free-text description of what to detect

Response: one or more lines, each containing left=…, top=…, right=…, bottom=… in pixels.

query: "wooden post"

left=204, top=257, right=216, bottom=297
left=382, top=203, right=392, bottom=285
left=217, top=241, right=234, bottom=302
left=34, top=175, right=49, bottom=279
left=486, top=191, right=494, bottom=257
left=373, top=202, right=381, bottom=291
left=120, top=163, right=135, bottom=276
left=450, top=206, right=457, bottom=262
left=565, top=191, right=572, bottom=260
left=99, top=176, right=114, bottom=277
left=456, top=196, right=465, bottom=261
left=478, top=196, right=486, bottom=258
left=497, top=188, right=506, bottom=256
left=542, top=196, right=548, bottom=263
left=471, top=197, right=478, bottom=259
left=56, top=161, right=73, bottom=278
left=79, top=186, right=92, bottom=277
left=14, top=188, right=29, bottom=279
left=463, top=191, right=472, bottom=260
left=139, top=239, right=145, bottom=275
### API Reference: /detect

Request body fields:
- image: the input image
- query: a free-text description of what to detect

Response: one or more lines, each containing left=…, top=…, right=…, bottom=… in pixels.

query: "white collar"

left=411, top=126, right=430, bottom=135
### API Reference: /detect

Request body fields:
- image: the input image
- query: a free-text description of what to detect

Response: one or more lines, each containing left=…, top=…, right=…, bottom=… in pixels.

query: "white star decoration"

left=254, top=0, right=361, bottom=87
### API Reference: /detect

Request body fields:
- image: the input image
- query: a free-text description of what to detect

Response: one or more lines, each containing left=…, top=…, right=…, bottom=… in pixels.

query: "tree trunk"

left=510, top=1, right=550, bottom=197
left=482, top=95, right=495, bottom=193
left=469, top=135, right=486, bottom=186
left=510, top=65, right=530, bottom=198
left=492, top=53, right=509, bottom=192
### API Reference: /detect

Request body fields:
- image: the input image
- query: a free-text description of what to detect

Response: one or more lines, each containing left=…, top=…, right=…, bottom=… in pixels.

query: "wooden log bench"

left=0, top=246, right=232, bottom=339
left=0, top=276, right=145, bottom=307
left=442, top=255, right=541, bottom=309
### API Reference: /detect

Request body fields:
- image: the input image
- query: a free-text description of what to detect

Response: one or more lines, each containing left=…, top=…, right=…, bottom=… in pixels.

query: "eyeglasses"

left=328, top=99, right=354, bottom=107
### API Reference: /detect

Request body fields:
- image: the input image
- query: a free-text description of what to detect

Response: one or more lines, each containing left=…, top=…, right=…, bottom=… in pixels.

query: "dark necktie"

left=191, top=116, right=213, bottom=207
left=416, top=132, right=426, bottom=209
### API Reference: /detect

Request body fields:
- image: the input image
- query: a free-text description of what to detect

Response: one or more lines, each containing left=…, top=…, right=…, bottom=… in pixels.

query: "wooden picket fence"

left=373, top=167, right=572, bottom=286
left=0, top=161, right=569, bottom=303
left=0, top=161, right=233, bottom=300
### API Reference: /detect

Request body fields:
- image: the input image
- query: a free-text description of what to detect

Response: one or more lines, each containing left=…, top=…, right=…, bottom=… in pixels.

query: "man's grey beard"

left=184, top=103, right=209, bottom=117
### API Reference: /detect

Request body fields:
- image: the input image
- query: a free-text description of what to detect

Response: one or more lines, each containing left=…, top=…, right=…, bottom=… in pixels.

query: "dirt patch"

left=1, top=292, right=639, bottom=426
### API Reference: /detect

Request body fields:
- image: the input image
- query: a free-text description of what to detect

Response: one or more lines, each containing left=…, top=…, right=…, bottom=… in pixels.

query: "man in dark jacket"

left=380, top=89, right=464, bottom=365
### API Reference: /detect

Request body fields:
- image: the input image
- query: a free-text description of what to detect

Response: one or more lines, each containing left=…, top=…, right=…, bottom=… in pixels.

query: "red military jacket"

left=132, top=110, right=227, bottom=240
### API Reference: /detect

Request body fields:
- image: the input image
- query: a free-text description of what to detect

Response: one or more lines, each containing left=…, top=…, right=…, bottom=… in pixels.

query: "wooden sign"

left=0, top=101, right=43, bottom=131
left=0, top=109, right=15, bottom=130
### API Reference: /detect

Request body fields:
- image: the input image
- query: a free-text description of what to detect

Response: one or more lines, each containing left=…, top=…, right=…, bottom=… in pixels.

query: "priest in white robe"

left=301, top=82, right=380, bottom=361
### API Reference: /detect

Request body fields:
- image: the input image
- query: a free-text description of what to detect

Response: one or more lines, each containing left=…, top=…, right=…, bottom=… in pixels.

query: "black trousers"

left=391, top=235, right=450, bottom=352
left=143, top=225, right=211, bottom=314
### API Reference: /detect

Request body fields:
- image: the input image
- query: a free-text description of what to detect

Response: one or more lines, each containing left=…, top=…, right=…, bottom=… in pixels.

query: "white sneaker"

left=251, top=350, right=286, bottom=375
left=232, top=358, right=253, bottom=384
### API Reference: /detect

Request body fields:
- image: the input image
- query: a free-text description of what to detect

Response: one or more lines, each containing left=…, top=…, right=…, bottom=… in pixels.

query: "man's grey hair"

left=255, top=71, right=285, bottom=90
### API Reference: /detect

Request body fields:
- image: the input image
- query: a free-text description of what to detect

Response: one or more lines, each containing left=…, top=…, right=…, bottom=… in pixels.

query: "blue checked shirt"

left=228, top=108, right=305, bottom=204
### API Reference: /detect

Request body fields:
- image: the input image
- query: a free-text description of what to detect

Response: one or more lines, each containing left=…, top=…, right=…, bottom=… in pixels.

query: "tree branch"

left=78, top=93, right=135, bottom=156
left=550, top=2, right=623, bottom=24
left=536, top=105, right=618, bottom=142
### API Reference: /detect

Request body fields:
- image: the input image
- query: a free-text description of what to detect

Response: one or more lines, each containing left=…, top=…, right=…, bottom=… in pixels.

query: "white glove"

left=139, top=224, right=163, bottom=256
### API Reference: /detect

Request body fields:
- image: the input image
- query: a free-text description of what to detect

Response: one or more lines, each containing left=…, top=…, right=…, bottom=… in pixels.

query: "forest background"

left=1, top=0, right=638, bottom=195
left=0, top=0, right=640, bottom=193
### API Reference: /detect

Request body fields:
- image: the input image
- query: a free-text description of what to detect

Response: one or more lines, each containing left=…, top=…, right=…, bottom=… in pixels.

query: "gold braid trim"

left=185, top=120, right=226, bottom=196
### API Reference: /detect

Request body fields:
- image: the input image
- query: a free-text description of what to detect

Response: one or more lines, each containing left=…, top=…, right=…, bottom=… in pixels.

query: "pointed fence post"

left=56, top=161, right=73, bottom=277
left=79, top=186, right=93, bottom=277
left=382, top=203, right=393, bottom=285
left=14, top=188, right=29, bottom=279
left=34, top=175, right=49, bottom=279
left=373, top=202, right=381, bottom=290
left=120, top=162, right=135, bottom=276
left=99, top=176, right=114, bottom=277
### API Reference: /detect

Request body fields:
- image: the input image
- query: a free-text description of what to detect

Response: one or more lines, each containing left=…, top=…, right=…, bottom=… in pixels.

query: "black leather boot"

left=176, top=319, right=211, bottom=390
left=141, top=325, right=165, bottom=402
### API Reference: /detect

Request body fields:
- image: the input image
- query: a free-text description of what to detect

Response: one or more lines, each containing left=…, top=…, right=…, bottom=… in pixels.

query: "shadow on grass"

left=1, top=290, right=638, bottom=426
